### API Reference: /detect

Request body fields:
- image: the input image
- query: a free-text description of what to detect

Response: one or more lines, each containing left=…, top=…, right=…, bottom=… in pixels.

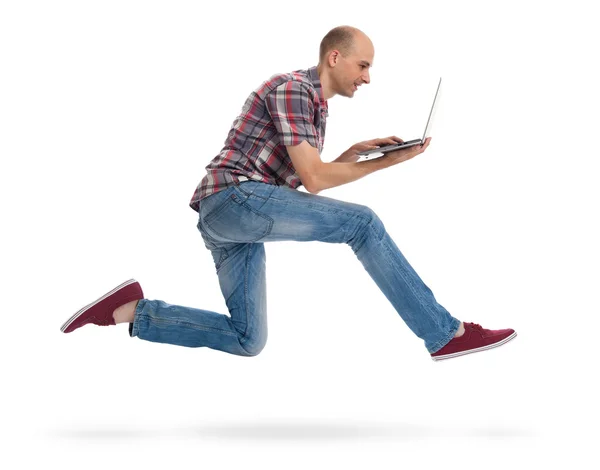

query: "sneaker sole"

left=60, top=279, right=139, bottom=333
left=431, top=331, right=517, bottom=361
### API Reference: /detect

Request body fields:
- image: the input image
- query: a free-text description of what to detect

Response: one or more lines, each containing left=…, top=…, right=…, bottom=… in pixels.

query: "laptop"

left=357, top=77, right=442, bottom=159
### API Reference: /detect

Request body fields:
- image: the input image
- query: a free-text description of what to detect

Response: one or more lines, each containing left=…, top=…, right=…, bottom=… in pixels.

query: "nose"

left=362, top=70, right=370, bottom=84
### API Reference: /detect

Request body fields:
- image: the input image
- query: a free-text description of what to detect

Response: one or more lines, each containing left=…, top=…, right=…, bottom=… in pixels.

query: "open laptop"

left=357, top=77, right=442, bottom=159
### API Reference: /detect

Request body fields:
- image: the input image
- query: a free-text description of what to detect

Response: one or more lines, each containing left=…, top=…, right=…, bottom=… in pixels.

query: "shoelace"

left=468, top=322, right=484, bottom=332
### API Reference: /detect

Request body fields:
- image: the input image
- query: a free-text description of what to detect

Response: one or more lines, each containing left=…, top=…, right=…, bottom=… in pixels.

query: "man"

left=61, top=25, right=516, bottom=361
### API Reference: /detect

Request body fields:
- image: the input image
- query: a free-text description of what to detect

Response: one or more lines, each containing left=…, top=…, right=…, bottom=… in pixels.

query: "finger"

left=359, top=144, right=379, bottom=151
left=383, top=136, right=403, bottom=144
left=376, top=139, right=399, bottom=146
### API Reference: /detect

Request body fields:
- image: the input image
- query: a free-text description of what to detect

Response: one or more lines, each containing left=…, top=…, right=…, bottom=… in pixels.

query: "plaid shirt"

left=189, top=65, right=329, bottom=212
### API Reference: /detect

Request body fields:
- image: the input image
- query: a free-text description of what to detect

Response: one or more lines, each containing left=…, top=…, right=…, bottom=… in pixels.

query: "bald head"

left=318, top=26, right=373, bottom=64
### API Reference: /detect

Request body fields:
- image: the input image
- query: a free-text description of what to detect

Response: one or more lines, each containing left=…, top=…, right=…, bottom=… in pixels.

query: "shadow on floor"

left=48, top=420, right=536, bottom=441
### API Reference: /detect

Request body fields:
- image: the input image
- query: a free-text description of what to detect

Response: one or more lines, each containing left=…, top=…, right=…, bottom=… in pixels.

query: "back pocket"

left=202, top=191, right=273, bottom=243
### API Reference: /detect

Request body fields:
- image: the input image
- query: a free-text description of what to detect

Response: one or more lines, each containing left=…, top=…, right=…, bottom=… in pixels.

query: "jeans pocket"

left=202, top=191, right=273, bottom=243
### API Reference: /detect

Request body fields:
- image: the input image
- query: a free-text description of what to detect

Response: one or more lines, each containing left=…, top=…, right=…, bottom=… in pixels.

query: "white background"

left=1, top=0, right=599, bottom=468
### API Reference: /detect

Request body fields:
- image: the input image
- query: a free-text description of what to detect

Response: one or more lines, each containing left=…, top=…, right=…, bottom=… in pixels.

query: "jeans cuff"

left=428, top=318, right=461, bottom=354
left=129, top=298, right=146, bottom=338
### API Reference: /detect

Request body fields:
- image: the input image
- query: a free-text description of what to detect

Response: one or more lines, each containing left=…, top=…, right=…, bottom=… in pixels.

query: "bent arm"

left=286, top=140, right=393, bottom=194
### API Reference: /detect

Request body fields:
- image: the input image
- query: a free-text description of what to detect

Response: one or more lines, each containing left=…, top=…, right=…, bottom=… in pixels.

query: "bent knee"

left=241, top=343, right=266, bottom=357
left=346, top=205, right=387, bottom=250
left=352, top=205, right=384, bottom=231
left=239, top=334, right=267, bottom=357
left=351, top=204, right=382, bottom=226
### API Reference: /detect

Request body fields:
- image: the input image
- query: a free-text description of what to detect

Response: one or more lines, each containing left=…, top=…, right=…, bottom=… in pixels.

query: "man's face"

left=332, top=37, right=374, bottom=98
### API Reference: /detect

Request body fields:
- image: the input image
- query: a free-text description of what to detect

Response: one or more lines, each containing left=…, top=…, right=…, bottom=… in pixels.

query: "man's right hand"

left=385, top=137, right=432, bottom=165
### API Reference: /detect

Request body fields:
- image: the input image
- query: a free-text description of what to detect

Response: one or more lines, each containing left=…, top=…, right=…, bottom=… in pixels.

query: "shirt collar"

left=308, top=65, right=328, bottom=113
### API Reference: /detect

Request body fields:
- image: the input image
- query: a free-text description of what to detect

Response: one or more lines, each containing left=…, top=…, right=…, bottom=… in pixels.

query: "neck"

left=317, top=63, right=335, bottom=101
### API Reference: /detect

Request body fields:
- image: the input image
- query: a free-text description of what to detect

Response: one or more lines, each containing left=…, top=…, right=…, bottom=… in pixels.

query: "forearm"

left=331, top=153, right=360, bottom=163
left=311, top=157, right=393, bottom=193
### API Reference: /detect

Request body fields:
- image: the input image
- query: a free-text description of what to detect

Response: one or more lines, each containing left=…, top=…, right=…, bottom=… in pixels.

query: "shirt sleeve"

left=264, top=80, right=319, bottom=148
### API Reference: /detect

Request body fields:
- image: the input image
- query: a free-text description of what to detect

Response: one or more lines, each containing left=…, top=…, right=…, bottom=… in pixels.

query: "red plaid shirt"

left=189, top=65, right=329, bottom=212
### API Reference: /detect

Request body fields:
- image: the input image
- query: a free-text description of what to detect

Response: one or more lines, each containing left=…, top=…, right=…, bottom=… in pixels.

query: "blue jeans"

left=129, top=181, right=460, bottom=356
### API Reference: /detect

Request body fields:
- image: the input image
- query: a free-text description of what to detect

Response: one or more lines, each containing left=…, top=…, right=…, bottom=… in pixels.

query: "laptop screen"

left=422, top=77, right=442, bottom=142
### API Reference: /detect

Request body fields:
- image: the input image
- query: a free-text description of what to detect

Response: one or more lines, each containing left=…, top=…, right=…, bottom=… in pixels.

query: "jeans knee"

left=348, top=206, right=385, bottom=251
left=241, top=342, right=266, bottom=357
left=239, top=332, right=267, bottom=357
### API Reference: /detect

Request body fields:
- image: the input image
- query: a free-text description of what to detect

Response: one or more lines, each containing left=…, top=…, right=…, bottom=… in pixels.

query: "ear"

left=328, top=50, right=339, bottom=67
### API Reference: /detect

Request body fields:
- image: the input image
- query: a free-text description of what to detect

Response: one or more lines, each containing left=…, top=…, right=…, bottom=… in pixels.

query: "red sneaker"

left=60, top=279, right=144, bottom=333
left=431, top=322, right=517, bottom=361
